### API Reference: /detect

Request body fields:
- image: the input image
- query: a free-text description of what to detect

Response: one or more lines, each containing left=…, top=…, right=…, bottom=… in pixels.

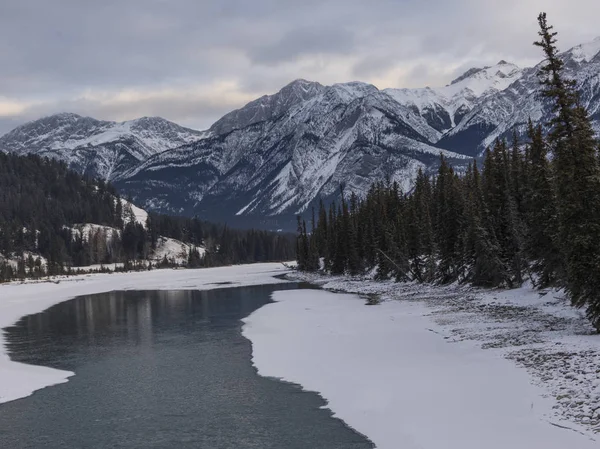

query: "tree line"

left=297, top=13, right=600, bottom=330
left=0, top=153, right=294, bottom=282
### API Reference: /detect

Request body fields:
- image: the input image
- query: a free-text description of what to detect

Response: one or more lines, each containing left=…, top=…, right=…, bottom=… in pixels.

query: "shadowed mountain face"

left=1, top=38, right=599, bottom=230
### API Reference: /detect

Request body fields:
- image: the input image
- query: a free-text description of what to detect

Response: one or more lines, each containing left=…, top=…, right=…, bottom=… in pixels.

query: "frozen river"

left=0, top=284, right=373, bottom=449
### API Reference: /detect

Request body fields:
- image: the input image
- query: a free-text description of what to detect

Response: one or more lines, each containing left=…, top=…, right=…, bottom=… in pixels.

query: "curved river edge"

left=242, top=271, right=600, bottom=448
left=0, top=263, right=290, bottom=404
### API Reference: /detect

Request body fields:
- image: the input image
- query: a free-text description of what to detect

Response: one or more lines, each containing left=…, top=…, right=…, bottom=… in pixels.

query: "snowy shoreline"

left=243, top=288, right=599, bottom=448
left=256, top=272, right=600, bottom=441
left=0, top=263, right=290, bottom=405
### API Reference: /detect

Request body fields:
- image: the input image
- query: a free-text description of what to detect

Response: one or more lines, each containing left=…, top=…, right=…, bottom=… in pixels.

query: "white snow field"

left=0, top=263, right=289, bottom=405
left=243, top=289, right=599, bottom=449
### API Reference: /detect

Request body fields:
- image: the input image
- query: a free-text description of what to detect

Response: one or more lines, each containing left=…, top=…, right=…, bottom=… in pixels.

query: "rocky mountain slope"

left=114, top=80, right=470, bottom=227
left=1, top=38, right=599, bottom=230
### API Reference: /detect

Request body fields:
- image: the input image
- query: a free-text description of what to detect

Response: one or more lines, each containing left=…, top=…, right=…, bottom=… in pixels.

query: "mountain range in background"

left=1, top=37, right=599, bottom=231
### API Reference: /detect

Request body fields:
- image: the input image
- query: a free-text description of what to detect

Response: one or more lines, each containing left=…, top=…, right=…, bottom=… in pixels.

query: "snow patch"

left=151, top=236, right=205, bottom=265
left=121, top=199, right=148, bottom=227
left=67, top=223, right=121, bottom=243
left=243, top=289, right=598, bottom=448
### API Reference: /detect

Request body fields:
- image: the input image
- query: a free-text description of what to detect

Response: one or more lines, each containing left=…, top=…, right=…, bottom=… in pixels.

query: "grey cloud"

left=248, top=26, right=357, bottom=65
left=352, top=54, right=399, bottom=79
left=406, top=64, right=434, bottom=86
left=1, top=0, right=598, bottom=135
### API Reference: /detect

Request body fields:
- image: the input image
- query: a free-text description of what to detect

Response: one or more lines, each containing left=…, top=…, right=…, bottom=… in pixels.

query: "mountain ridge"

left=0, top=113, right=207, bottom=180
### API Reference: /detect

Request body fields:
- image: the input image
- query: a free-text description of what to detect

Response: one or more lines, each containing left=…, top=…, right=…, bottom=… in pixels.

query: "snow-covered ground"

left=247, top=272, right=598, bottom=447
left=0, top=263, right=290, bottom=405
left=151, top=236, right=205, bottom=265
left=0, top=251, right=48, bottom=270
left=122, top=199, right=148, bottom=226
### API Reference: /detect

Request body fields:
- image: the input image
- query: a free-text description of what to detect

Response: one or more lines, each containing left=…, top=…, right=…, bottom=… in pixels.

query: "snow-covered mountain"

left=0, top=113, right=207, bottom=180
left=437, top=38, right=600, bottom=154
left=114, top=79, right=469, bottom=227
left=2, top=37, right=599, bottom=230
left=385, top=60, right=523, bottom=137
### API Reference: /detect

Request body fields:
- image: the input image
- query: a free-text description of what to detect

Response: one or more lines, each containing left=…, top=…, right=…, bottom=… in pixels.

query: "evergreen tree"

left=306, top=209, right=320, bottom=272
left=344, top=193, right=361, bottom=275
left=296, top=215, right=308, bottom=271
left=115, top=197, right=124, bottom=229
left=463, top=161, right=507, bottom=286
left=434, top=156, right=464, bottom=283
left=523, top=120, right=563, bottom=286
left=316, top=199, right=328, bottom=261
left=331, top=205, right=346, bottom=275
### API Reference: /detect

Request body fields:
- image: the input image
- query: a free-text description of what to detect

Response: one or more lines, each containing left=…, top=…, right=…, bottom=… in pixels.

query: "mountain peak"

left=127, top=116, right=172, bottom=126
left=209, top=79, right=324, bottom=135
left=132, top=115, right=164, bottom=122
left=0, top=111, right=205, bottom=180
left=331, top=81, right=379, bottom=101
left=450, top=67, right=485, bottom=85
left=279, top=78, right=324, bottom=97
left=284, top=78, right=320, bottom=88
left=5, top=112, right=96, bottom=137
left=450, top=60, right=518, bottom=87
left=566, top=36, right=600, bottom=63
left=49, top=112, right=83, bottom=120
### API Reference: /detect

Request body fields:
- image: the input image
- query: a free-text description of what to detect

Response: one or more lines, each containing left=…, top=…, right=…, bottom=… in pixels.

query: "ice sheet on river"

left=0, top=263, right=289, bottom=404
left=243, top=289, right=598, bottom=449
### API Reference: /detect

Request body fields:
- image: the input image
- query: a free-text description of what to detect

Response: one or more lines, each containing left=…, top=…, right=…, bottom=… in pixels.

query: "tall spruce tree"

left=316, top=199, right=328, bottom=261
left=296, top=215, right=308, bottom=271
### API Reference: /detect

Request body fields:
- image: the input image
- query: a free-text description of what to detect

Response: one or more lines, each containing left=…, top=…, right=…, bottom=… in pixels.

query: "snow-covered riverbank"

left=0, top=263, right=290, bottom=404
left=243, top=287, right=598, bottom=448
left=245, top=271, right=600, bottom=445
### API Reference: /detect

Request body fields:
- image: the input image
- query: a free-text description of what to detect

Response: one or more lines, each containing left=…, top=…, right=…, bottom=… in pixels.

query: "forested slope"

left=0, top=153, right=294, bottom=281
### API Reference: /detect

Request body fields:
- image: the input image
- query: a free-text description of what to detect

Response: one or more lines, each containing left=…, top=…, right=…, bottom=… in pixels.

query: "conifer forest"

left=0, top=153, right=295, bottom=282
left=296, top=14, right=600, bottom=330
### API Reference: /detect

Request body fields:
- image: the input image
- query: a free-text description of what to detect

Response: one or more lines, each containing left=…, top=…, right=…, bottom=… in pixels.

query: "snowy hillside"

left=152, top=236, right=205, bottom=265
left=121, top=199, right=149, bottom=227
left=67, top=199, right=205, bottom=267
left=3, top=199, right=206, bottom=272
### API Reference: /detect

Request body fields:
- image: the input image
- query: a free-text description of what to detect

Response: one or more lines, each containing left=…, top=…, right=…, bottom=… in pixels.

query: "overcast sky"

left=0, top=0, right=598, bottom=135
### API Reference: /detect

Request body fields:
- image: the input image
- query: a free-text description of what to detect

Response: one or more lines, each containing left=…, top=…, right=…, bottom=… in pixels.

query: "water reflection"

left=0, top=284, right=374, bottom=449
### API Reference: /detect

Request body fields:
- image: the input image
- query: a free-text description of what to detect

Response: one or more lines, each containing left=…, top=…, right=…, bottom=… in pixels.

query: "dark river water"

left=0, top=283, right=374, bottom=449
